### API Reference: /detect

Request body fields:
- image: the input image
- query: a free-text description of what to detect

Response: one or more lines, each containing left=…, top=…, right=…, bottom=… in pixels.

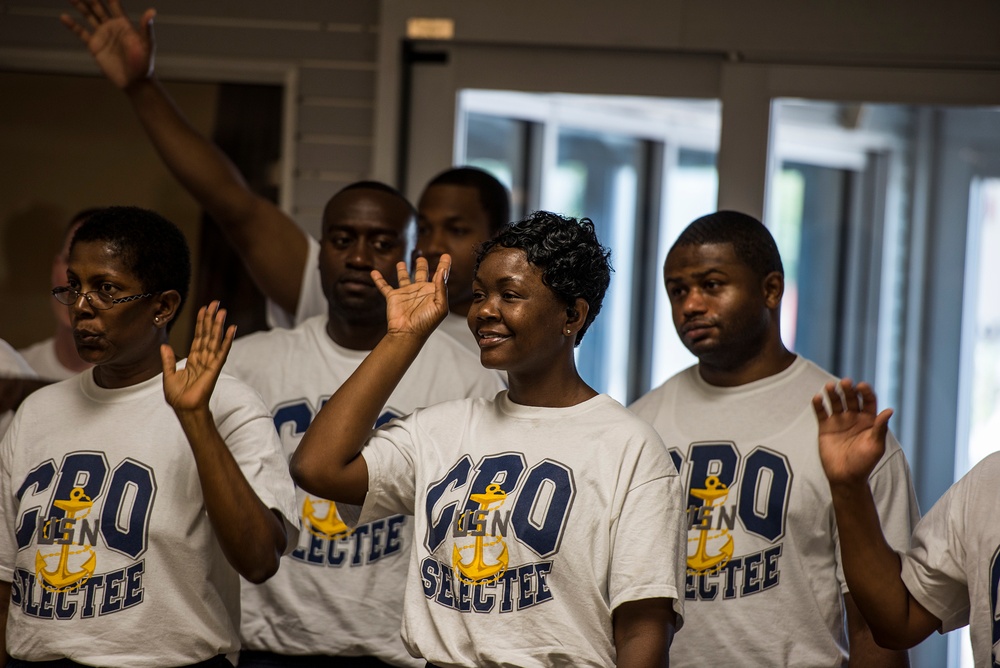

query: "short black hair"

left=425, top=167, right=511, bottom=235
left=337, top=180, right=416, bottom=217
left=671, top=210, right=783, bottom=280
left=68, top=208, right=104, bottom=230
left=475, top=210, right=612, bottom=345
left=71, top=206, right=191, bottom=322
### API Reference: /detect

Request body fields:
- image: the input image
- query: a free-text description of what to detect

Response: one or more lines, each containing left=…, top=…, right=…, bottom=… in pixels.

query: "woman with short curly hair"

left=292, top=210, right=686, bottom=667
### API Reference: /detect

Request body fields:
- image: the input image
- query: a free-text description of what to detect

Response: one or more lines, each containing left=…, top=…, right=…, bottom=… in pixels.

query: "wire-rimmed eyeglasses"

left=51, top=286, right=155, bottom=310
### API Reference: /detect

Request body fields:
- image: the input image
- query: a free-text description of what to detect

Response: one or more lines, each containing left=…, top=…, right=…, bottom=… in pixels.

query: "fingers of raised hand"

left=811, top=392, right=828, bottom=422
left=107, top=0, right=128, bottom=19
left=434, top=254, right=452, bottom=286
left=412, top=256, right=430, bottom=284
left=372, top=270, right=393, bottom=298
left=202, top=301, right=226, bottom=355
left=190, top=305, right=208, bottom=355
left=159, top=343, right=176, bottom=377
left=71, top=0, right=108, bottom=28
left=89, top=0, right=111, bottom=21
left=817, top=381, right=842, bottom=416
left=838, top=379, right=859, bottom=414
left=396, top=260, right=413, bottom=288
left=59, top=11, right=92, bottom=41
left=856, top=382, right=879, bottom=416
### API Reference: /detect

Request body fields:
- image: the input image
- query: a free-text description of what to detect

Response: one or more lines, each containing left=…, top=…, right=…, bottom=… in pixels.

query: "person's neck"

left=325, top=311, right=385, bottom=351
left=506, top=355, right=597, bottom=408
left=697, top=344, right=796, bottom=388
left=54, top=324, right=92, bottom=372
left=92, top=355, right=163, bottom=390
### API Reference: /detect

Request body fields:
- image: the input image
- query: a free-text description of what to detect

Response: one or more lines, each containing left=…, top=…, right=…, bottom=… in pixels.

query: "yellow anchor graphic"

left=35, top=487, right=97, bottom=593
left=452, top=483, right=508, bottom=585
left=687, top=475, right=734, bottom=575
left=303, top=496, right=352, bottom=541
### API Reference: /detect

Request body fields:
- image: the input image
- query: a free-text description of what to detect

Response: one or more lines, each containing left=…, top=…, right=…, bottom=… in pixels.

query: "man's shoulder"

left=790, top=356, right=839, bottom=386
left=229, top=316, right=321, bottom=363
left=628, top=365, right=698, bottom=417
left=418, top=329, right=503, bottom=383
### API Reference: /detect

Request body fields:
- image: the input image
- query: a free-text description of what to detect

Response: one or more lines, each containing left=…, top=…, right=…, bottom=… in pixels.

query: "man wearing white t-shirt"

left=0, top=339, right=39, bottom=438
left=18, top=209, right=97, bottom=381
left=64, top=2, right=510, bottom=354
left=629, top=210, right=918, bottom=667
left=224, top=181, right=505, bottom=667
left=816, top=379, right=1000, bottom=667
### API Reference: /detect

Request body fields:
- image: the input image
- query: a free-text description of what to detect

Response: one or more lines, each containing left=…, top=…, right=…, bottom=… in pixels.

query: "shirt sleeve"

left=0, top=413, right=20, bottom=582
left=264, top=235, right=326, bottom=329
left=870, top=437, right=920, bottom=550
left=608, top=432, right=686, bottom=629
left=295, top=236, right=326, bottom=326
left=836, top=433, right=920, bottom=593
left=210, top=375, right=302, bottom=552
left=342, top=413, right=421, bottom=528
left=899, top=465, right=976, bottom=633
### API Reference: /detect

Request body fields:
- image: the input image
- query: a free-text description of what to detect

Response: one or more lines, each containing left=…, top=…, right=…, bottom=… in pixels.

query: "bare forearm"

left=126, top=78, right=254, bottom=220
left=613, top=599, right=674, bottom=668
left=175, top=408, right=286, bottom=583
left=292, top=332, right=426, bottom=503
left=832, top=484, right=934, bottom=649
left=846, top=594, right=910, bottom=667
left=125, top=78, right=308, bottom=313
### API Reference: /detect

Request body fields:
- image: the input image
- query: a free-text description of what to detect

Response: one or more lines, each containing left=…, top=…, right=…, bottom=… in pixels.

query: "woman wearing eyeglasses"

left=0, top=206, right=298, bottom=667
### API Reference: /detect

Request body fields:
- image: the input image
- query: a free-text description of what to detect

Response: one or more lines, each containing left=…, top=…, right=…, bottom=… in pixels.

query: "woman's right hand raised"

left=61, top=0, right=156, bottom=91
left=373, top=255, right=451, bottom=340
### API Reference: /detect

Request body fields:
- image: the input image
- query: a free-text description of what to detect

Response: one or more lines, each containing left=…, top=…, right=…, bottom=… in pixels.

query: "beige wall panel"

left=150, top=24, right=377, bottom=62
left=299, top=68, right=376, bottom=99
left=295, top=142, right=371, bottom=175
left=298, top=105, right=373, bottom=137
left=0, top=71, right=216, bottom=355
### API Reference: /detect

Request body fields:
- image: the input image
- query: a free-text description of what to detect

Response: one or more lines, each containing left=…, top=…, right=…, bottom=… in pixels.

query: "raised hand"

left=372, top=254, right=451, bottom=339
left=61, top=0, right=155, bottom=90
left=161, top=301, right=236, bottom=415
left=814, top=379, right=893, bottom=488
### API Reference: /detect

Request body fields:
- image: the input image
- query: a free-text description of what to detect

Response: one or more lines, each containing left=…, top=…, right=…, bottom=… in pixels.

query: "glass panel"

left=961, top=177, right=1000, bottom=470
left=769, top=161, right=852, bottom=366
left=650, top=149, right=718, bottom=388
left=543, top=128, right=645, bottom=402
left=457, top=90, right=722, bottom=402
left=463, top=113, right=528, bottom=219
left=955, top=182, right=1000, bottom=668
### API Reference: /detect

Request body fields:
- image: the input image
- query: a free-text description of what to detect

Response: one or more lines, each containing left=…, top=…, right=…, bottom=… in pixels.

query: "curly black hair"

left=475, top=210, right=612, bottom=345
left=671, top=210, right=783, bottom=280
left=71, top=206, right=191, bottom=329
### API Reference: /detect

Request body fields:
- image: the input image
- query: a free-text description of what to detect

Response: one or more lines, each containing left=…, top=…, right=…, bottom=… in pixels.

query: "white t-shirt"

left=629, top=357, right=919, bottom=667
left=18, top=338, right=78, bottom=382
left=226, top=315, right=505, bottom=665
left=901, top=451, right=1000, bottom=666
left=0, top=339, right=37, bottom=438
left=274, top=237, right=483, bottom=357
left=0, top=369, right=300, bottom=667
left=350, top=392, right=686, bottom=668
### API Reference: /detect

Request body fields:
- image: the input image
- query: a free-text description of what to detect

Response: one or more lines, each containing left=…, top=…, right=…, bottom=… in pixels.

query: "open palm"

left=61, top=0, right=155, bottom=90
left=374, top=255, right=451, bottom=339
left=814, top=380, right=893, bottom=487
left=161, top=301, right=235, bottom=414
